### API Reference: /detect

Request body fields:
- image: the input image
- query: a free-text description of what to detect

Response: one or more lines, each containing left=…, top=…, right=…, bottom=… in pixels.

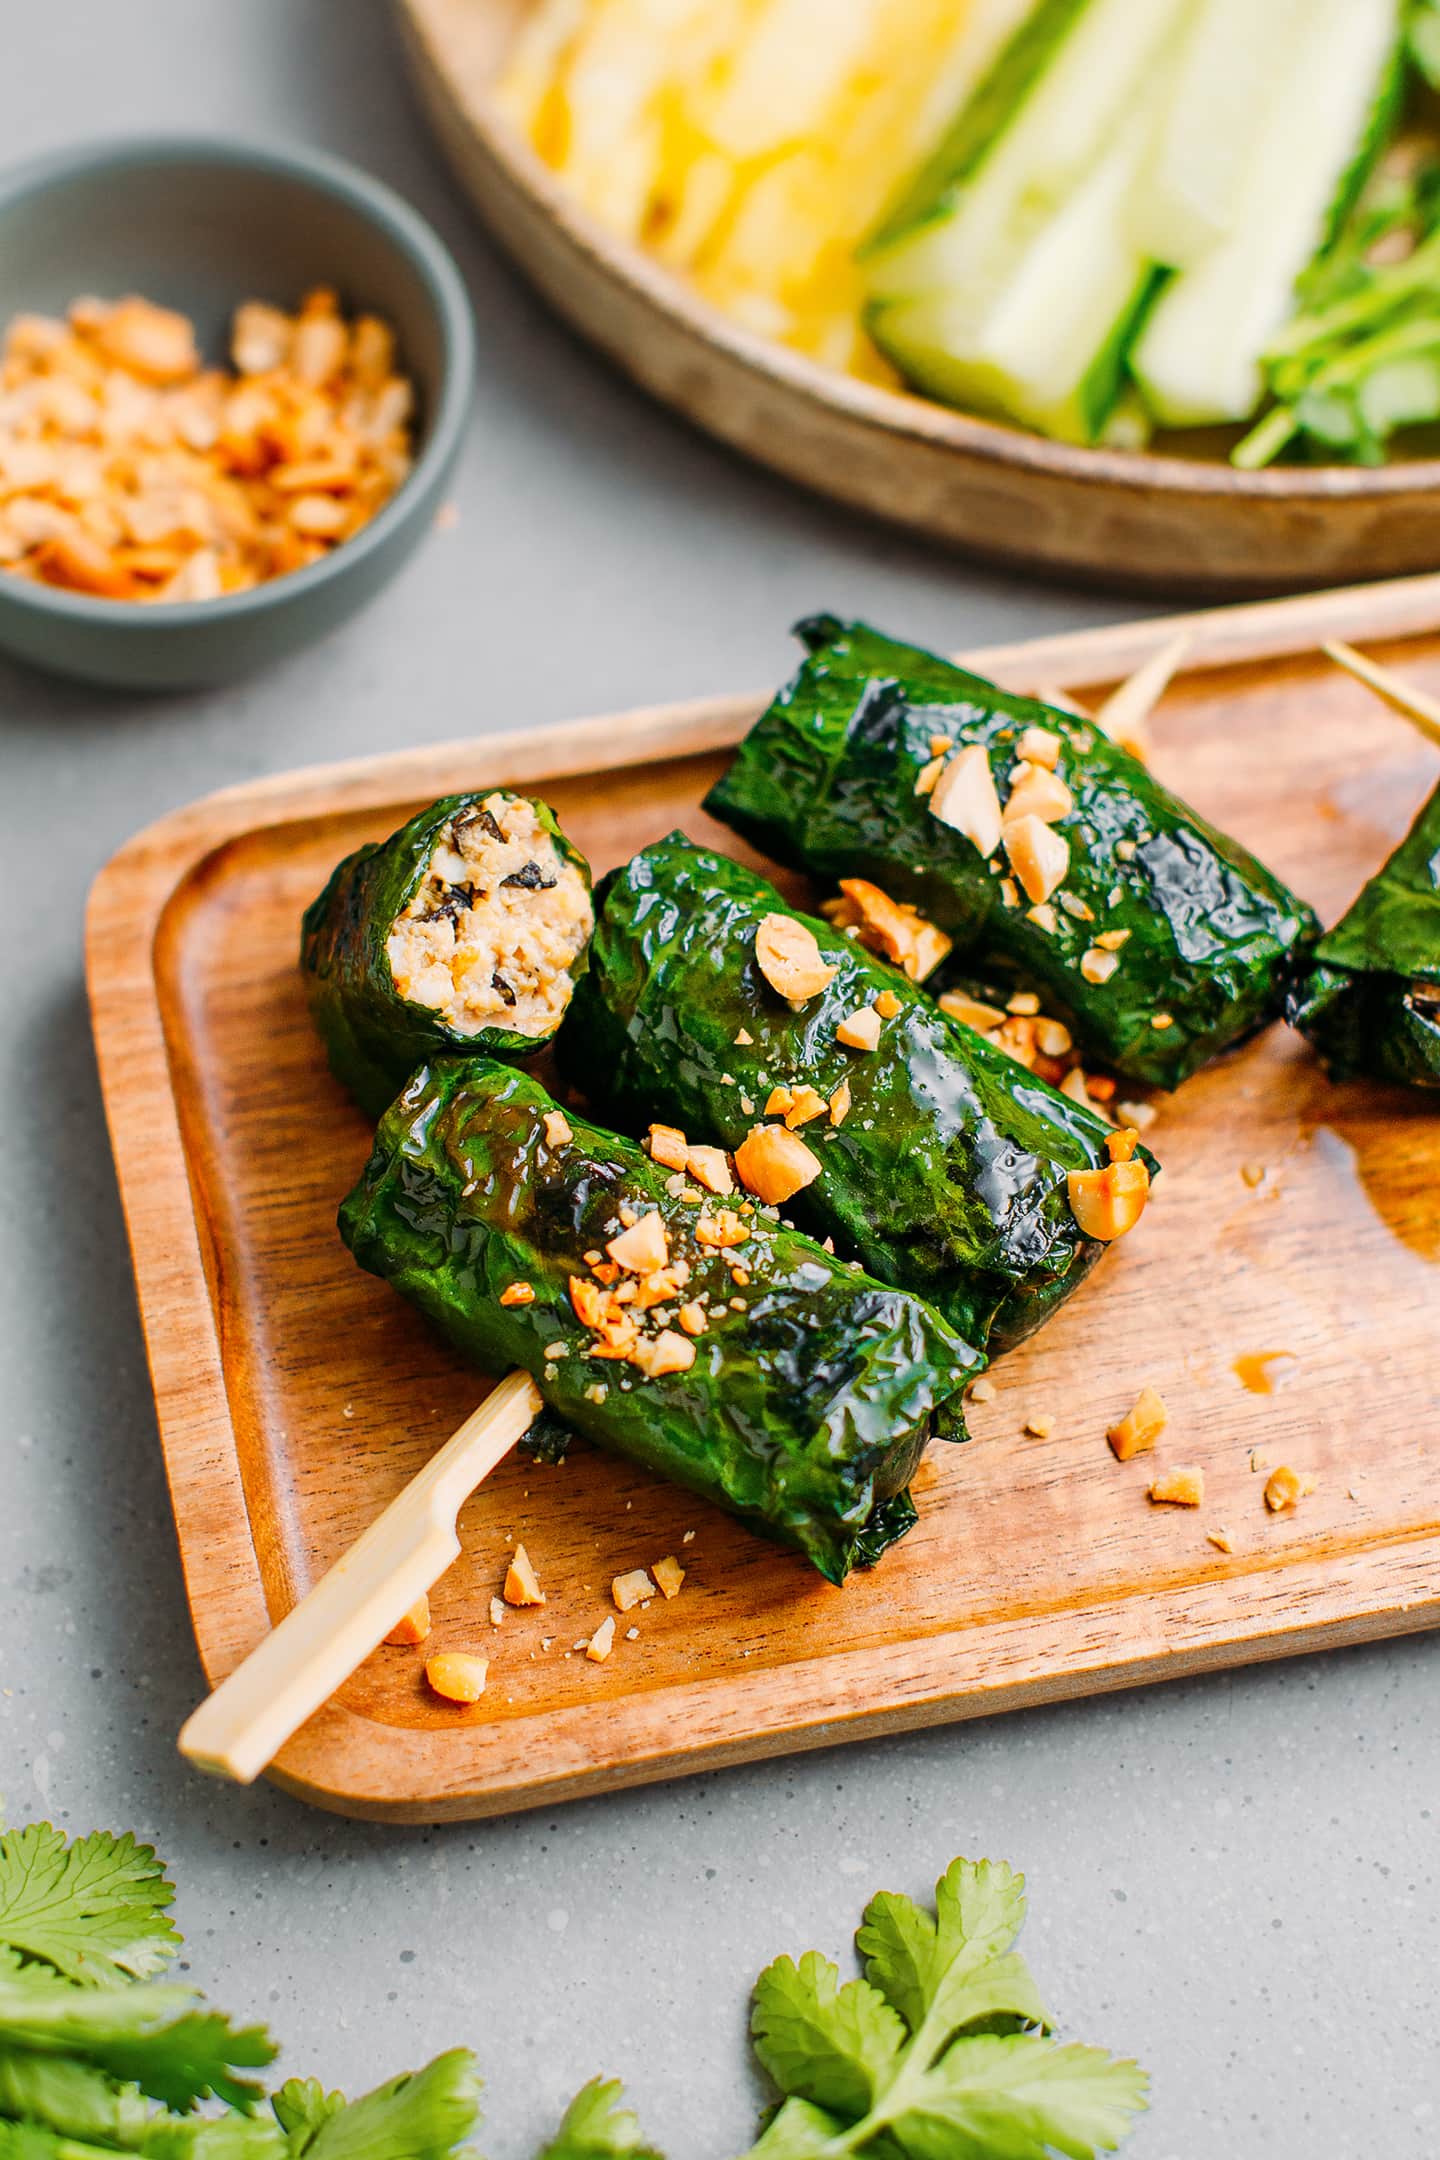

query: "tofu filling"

left=386, top=794, right=591, bottom=1037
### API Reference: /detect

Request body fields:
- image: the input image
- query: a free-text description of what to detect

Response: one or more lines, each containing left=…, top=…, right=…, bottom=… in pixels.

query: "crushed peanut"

left=1095, top=928, right=1131, bottom=952
left=1151, top=1013, right=1174, bottom=1031
left=1004, top=815, right=1070, bottom=906
left=1080, top=946, right=1120, bottom=985
left=968, top=1376, right=997, bottom=1403
left=694, top=1207, right=750, bottom=1248
left=498, top=1281, right=535, bottom=1308
left=543, top=1110, right=573, bottom=1148
left=873, top=989, right=902, bottom=1019
left=631, top=1328, right=696, bottom=1378
left=504, top=1543, right=546, bottom=1606
left=1116, top=1099, right=1158, bottom=1130
left=612, top=1568, right=656, bottom=1612
left=652, top=1555, right=686, bottom=1599
left=1206, top=1527, right=1234, bottom=1554
left=784, top=1083, right=830, bottom=1128
left=928, top=732, right=955, bottom=756
left=685, top=1144, right=733, bottom=1195
left=929, top=743, right=1003, bottom=857
left=1027, top=902, right=1059, bottom=934
left=939, top=989, right=1007, bottom=1032
left=755, top=913, right=836, bottom=1003
left=677, top=1300, right=708, bottom=1336
left=827, top=878, right=952, bottom=982
left=0, top=288, right=413, bottom=601
left=764, top=1085, right=796, bottom=1116
left=1067, top=1157, right=1150, bottom=1241
left=1034, top=1017, right=1073, bottom=1058
left=735, top=1027, right=753, bottom=1045
left=836, top=1005, right=882, bottom=1051
left=1264, top=1465, right=1316, bottom=1512
left=1025, top=1412, right=1055, bottom=1438
left=1240, top=1161, right=1266, bottom=1188
left=1148, top=1464, right=1204, bottom=1507
left=999, top=877, right=1020, bottom=909
left=1107, top=1386, right=1167, bottom=1461
left=489, top=1596, right=506, bottom=1627
left=1016, top=724, right=1062, bottom=769
left=914, top=754, right=946, bottom=796
left=385, top=1594, right=431, bottom=1646
left=734, top=1124, right=822, bottom=1205
left=425, top=1651, right=488, bottom=1703
left=607, top=1211, right=670, bottom=1275
left=829, top=1080, right=851, bottom=1126
left=1004, top=761, right=1074, bottom=826
left=586, top=1615, right=616, bottom=1663
left=647, top=1123, right=689, bottom=1171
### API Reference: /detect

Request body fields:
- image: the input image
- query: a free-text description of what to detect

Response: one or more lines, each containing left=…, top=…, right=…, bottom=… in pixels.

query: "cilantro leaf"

left=532, top=2077, right=661, bottom=2160
left=857, top=1861, right=1047, bottom=2047
left=743, top=2097, right=848, bottom=2157
left=282, top=2050, right=481, bottom=2160
left=0, top=2044, right=154, bottom=2144
left=751, top=1953, right=906, bottom=2116
left=882, top=2033, right=1149, bottom=2160
left=0, top=1826, right=180, bottom=1986
left=0, top=1973, right=274, bottom=2113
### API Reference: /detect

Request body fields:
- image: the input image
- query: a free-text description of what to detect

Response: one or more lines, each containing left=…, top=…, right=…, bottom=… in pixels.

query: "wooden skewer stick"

left=1090, top=630, right=1195, bottom=761
left=1322, top=640, right=1440, bottom=753
left=178, top=1369, right=544, bottom=1785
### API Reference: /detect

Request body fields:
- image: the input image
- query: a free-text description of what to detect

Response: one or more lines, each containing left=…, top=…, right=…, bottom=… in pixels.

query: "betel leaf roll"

left=704, top=617, right=1318, bottom=1088
left=339, top=1058, right=976, bottom=1583
left=301, top=791, right=593, bottom=1116
left=1287, top=779, right=1440, bottom=1090
left=563, top=833, right=1149, bottom=1357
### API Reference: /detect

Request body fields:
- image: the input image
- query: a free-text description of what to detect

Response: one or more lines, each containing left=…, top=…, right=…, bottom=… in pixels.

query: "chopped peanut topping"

left=1007, top=991, right=1041, bottom=1015
left=873, top=989, right=902, bottom=1019
left=1060, top=1068, right=1098, bottom=1111
left=1027, top=902, right=1059, bottom=934
left=939, top=990, right=1006, bottom=1032
left=1264, top=1465, right=1316, bottom=1512
left=999, top=877, right=1020, bottom=909
left=685, top=1144, right=733, bottom=1195
left=831, top=878, right=952, bottom=982
left=1004, top=761, right=1074, bottom=826
left=632, top=1328, right=696, bottom=1377
left=647, top=1123, right=689, bottom=1171
left=1106, top=1127, right=1140, bottom=1163
left=1240, top=1161, right=1266, bottom=1188
left=1117, top=1098, right=1158, bottom=1130
left=652, top=1555, right=686, bottom=1599
left=499, top=1281, right=535, bottom=1308
left=586, top=1615, right=616, bottom=1663
left=385, top=1593, right=431, bottom=1646
left=1004, top=815, right=1070, bottom=906
left=489, top=1596, right=505, bottom=1627
left=755, top=913, right=836, bottom=1003
left=784, top=1084, right=829, bottom=1128
left=836, top=1006, right=882, bottom=1051
left=764, top=1085, right=795, bottom=1116
left=695, top=1207, right=749, bottom=1249
left=607, top=1211, right=669, bottom=1275
left=1095, top=928, right=1131, bottom=952
left=735, top=1027, right=753, bottom=1045
left=543, top=1110, right=573, bottom=1148
left=734, top=1125, right=822, bottom=1205
left=1206, top=1527, right=1234, bottom=1554
left=1080, top=947, right=1120, bottom=985
left=1016, top=724, right=1062, bottom=769
left=677, top=1300, right=708, bottom=1336
left=929, top=743, right=1003, bottom=857
left=969, top=1375, right=997, bottom=1403
left=425, top=1651, right=488, bottom=1703
left=1149, top=1465, right=1204, bottom=1507
left=1034, top=1017, right=1073, bottom=1058
left=1151, top=1013, right=1174, bottom=1031
left=1067, top=1158, right=1150, bottom=1241
left=1108, top=1386, right=1167, bottom=1461
left=928, top=732, right=954, bottom=756
left=829, top=1080, right=851, bottom=1126
left=612, top=1568, right=656, bottom=1612
left=1025, top=1412, right=1055, bottom=1438
left=504, top=1543, right=546, bottom=1606
left=914, top=755, right=945, bottom=796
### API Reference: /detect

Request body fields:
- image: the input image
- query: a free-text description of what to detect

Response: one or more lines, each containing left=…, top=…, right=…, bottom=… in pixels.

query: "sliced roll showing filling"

left=300, top=789, right=593, bottom=1116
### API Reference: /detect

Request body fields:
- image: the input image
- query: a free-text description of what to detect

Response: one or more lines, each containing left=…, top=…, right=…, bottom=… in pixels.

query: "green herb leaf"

left=0, top=1974, right=274, bottom=2114
left=751, top=1953, right=906, bottom=2116
left=742, top=2097, right=849, bottom=2157
left=0, top=2044, right=154, bottom=2145
left=882, top=2033, right=1149, bottom=2160
left=532, top=2077, right=661, bottom=2160
left=857, top=1860, right=1047, bottom=2044
left=0, top=1827, right=180, bottom=1986
left=278, top=2052, right=481, bottom=2160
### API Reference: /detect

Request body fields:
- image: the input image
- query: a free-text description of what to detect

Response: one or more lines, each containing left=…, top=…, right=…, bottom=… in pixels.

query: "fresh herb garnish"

left=0, top=1823, right=1146, bottom=2158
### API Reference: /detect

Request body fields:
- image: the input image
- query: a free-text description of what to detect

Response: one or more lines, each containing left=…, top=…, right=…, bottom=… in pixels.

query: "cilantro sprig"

left=744, top=1859, right=1145, bottom=2159
left=0, top=1824, right=1146, bottom=2159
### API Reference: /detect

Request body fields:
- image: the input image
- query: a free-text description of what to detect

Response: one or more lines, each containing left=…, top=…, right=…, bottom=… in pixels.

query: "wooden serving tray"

left=396, top=0, right=1440, bottom=598
left=88, top=576, right=1440, bottom=1823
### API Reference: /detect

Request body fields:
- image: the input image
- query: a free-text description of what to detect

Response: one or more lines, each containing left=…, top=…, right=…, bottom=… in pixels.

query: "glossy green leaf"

left=339, top=1060, right=974, bottom=1582
left=704, top=619, right=1315, bottom=1087
left=300, top=792, right=592, bottom=1116
left=533, top=2078, right=660, bottom=2160
left=751, top=1955, right=906, bottom=2117
left=564, top=833, right=1126, bottom=1356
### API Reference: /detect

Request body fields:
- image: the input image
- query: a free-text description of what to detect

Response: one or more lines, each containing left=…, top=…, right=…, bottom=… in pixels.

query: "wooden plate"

left=88, top=573, right=1440, bottom=1823
left=397, top=0, right=1440, bottom=599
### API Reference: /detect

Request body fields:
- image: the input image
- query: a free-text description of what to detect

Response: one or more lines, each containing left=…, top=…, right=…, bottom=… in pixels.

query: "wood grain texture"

left=395, top=0, right=1440, bottom=599
left=86, top=576, right=1440, bottom=1823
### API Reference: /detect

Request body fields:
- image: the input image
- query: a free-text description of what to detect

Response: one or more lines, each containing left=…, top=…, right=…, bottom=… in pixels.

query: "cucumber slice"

left=869, top=117, right=1164, bottom=443
left=1127, top=0, right=1312, bottom=267
left=1131, top=0, right=1404, bottom=427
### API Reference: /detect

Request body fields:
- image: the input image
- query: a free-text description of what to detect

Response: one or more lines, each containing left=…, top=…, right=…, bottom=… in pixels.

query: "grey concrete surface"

left=0, top=7, right=1435, bottom=2157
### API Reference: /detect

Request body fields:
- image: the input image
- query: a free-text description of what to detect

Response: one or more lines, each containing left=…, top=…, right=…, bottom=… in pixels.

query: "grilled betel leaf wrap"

left=1287, top=779, right=1440, bottom=1090
left=340, top=1058, right=976, bottom=1583
left=563, top=834, right=1139, bottom=1356
left=301, top=791, right=593, bottom=1115
left=704, top=617, right=1317, bottom=1088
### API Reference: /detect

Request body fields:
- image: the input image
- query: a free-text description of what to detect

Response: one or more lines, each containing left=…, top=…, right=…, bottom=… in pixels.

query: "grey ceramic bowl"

left=0, top=137, right=474, bottom=689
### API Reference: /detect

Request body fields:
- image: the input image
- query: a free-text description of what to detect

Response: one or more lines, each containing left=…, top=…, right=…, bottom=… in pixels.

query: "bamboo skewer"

left=1322, top=639, right=1440, bottom=752
left=178, top=1369, right=544, bottom=1785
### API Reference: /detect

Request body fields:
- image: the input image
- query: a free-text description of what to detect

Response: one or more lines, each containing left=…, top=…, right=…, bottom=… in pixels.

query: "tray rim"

left=396, top=0, right=1440, bottom=598
left=87, top=572, right=1440, bottom=1822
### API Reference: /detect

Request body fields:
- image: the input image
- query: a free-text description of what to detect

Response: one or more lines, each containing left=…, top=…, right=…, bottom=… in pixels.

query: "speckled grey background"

left=0, top=6, right=1436, bottom=2156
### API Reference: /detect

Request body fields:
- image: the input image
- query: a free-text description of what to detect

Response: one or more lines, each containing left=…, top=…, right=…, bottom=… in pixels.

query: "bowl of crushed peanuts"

left=0, top=136, right=474, bottom=688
